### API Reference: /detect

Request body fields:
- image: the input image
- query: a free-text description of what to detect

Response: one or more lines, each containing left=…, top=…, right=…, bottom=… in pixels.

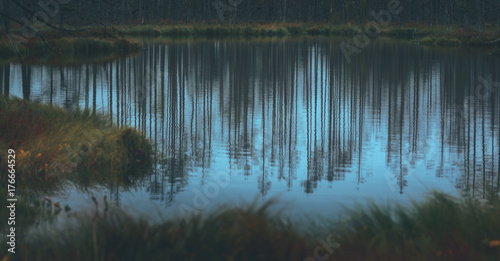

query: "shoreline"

left=1, top=23, right=499, bottom=62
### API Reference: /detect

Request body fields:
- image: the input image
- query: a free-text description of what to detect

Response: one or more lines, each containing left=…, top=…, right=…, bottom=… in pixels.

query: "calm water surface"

left=2, top=37, right=500, bottom=220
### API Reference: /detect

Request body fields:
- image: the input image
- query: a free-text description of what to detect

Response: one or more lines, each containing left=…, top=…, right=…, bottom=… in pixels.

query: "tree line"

left=1, top=0, right=499, bottom=32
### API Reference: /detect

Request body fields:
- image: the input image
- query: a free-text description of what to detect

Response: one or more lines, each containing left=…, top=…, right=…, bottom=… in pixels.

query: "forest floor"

left=1, top=23, right=500, bottom=62
left=0, top=191, right=499, bottom=261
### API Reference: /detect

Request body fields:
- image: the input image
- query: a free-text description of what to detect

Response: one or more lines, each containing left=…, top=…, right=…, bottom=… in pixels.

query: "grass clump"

left=306, top=26, right=320, bottom=35
left=0, top=96, right=152, bottom=187
left=1, top=192, right=499, bottom=261
left=284, top=23, right=304, bottom=35
left=331, top=192, right=500, bottom=261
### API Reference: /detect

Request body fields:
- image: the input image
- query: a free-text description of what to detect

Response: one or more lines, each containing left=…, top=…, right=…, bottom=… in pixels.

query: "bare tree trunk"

left=121, top=0, right=125, bottom=24
left=497, top=0, right=500, bottom=28
left=21, top=64, right=31, bottom=100
left=0, top=0, right=10, bottom=32
left=283, top=0, right=286, bottom=22
left=2, top=65, right=10, bottom=95
left=477, top=0, right=484, bottom=32
left=247, top=0, right=250, bottom=22
left=138, top=0, right=142, bottom=25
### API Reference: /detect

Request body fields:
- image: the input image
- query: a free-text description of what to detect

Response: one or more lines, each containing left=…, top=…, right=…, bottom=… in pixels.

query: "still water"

left=2, top=37, right=499, bottom=220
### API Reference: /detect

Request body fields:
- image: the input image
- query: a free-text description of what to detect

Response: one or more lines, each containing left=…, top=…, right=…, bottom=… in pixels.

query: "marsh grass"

left=2, top=192, right=499, bottom=261
left=0, top=96, right=152, bottom=187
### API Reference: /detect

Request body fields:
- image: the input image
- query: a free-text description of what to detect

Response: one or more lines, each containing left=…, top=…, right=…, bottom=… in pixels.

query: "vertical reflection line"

left=320, top=42, right=325, bottom=163
left=467, top=89, right=471, bottom=192
left=110, top=61, right=113, bottom=122
left=202, top=44, right=207, bottom=170
left=498, top=83, right=500, bottom=194
left=149, top=44, right=153, bottom=144
left=92, top=64, right=96, bottom=114
left=290, top=42, right=293, bottom=177
left=123, top=58, right=126, bottom=127
left=126, top=57, right=130, bottom=127
left=161, top=45, right=166, bottom=157
left=473, top=83, right=477, bottom=198
left=50, top=66, right=53, bottom=105
left=154, top=44, right=158, bottom=156
left=482, top=91, right=486, bottom=198
left=497, top=78, right=500, bottom=194
left=134, top=57, right=137, bottom=130
left=262, top=42, right=266, bottom=191
left=134, top=58, right=139, bottom=128
left=314, top=42, right=318, bottom=175
left=305, top=41, right=310, bottom=185
left=491, top=84, right=495, bottom=196
left=400, top=78, right=404, bottom=194
left=209, top=45, right=213, bottom=162
left=85, top=64, right=89, bottom=110
left=117, top=61, right=121, bottom=127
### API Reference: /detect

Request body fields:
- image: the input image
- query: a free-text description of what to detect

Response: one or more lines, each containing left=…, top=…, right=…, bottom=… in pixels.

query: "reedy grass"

left=10, top=198, right=312, bottom=261
left=2, top=192, right=499, bottom=261
left=0, top=95, right=153, bottom=188
left=331, top=192, right=500, bottom=261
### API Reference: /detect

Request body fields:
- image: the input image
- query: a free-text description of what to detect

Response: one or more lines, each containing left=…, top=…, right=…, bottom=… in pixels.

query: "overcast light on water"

left=5, top=37, right=500, bottom=221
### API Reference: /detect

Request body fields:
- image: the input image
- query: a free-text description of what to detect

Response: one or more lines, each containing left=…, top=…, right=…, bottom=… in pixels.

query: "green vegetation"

left=113, top=23, right=448, bottom=37
left=332, top=193, right=500, bottom=261
left=0, top=29, right=142, bottom=61
left=0, top=95, right=152, bottom=188
left=108, top=23, right=500, bottom=46
left=9, top=199, right=311, bottom=261
left=1, top=192, right=499, bottom=261
left=0, top=95, right=153, bottom=248
left=1, top=23, right=499, bottom=62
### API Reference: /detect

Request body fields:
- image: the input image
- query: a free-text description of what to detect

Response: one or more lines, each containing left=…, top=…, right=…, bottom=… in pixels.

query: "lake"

left=2, top=37, right=499, bottom=221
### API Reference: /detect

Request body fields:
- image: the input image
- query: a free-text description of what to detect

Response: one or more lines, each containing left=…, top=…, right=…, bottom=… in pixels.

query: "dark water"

left=2, top=37, right=499, bottom=220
